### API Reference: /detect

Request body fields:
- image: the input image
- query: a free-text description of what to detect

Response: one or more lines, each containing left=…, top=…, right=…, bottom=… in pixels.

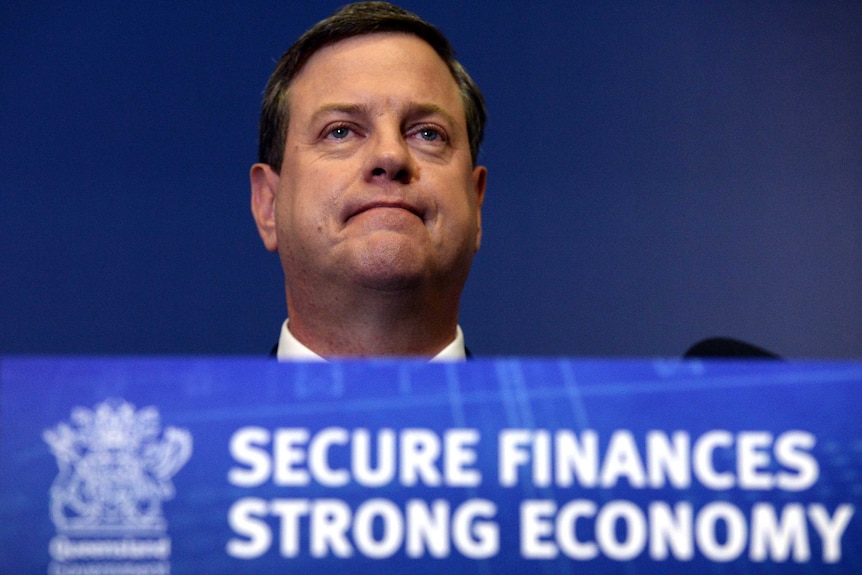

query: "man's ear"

left=472, top=165, right=487, bottom=252
left=250, top=163, right=280, bottom=252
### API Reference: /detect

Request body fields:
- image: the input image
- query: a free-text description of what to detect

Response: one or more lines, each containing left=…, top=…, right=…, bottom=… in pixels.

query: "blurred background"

left=2, top=1, right=860, bottom=358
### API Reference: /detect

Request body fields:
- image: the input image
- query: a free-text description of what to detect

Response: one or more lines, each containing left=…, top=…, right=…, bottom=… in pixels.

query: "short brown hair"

left=257, top=1, right=486, bottom=170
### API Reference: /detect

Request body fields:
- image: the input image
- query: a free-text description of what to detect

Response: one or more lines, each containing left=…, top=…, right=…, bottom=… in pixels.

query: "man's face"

left=255, top=33, right=485, bottom=304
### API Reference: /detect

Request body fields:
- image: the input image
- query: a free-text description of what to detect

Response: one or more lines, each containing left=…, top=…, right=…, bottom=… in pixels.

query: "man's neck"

left=284, top=284, right=462, bottom=358
left=277, top=320, right=466, bottom=361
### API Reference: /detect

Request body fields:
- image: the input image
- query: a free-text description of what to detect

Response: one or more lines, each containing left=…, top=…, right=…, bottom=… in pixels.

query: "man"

left=250, top=2, right=487, bottom=361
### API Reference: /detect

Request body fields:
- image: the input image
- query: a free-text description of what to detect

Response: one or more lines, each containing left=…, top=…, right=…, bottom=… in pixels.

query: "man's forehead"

left=299, top=31, right=445, bottom=73
left=287, top=32, right=465, bottom=122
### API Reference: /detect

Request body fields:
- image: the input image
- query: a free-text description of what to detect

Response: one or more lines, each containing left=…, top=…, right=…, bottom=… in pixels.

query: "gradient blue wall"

left=2, top=1, right=860, bottom=357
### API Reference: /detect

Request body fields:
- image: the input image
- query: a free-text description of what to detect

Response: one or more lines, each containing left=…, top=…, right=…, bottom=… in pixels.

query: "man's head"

left=250, top=2, right=487, bottom=356
left=257, top=1, right=486, bottom=171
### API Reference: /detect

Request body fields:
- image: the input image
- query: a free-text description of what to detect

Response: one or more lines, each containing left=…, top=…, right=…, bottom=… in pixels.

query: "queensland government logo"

left=43, top=399, right=192, bottom=575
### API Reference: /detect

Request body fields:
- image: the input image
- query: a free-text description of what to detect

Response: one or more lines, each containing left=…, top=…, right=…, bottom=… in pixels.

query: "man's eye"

left=328, top=126, right=351, bottom=139
left=417, top=128, right=441, bottom=141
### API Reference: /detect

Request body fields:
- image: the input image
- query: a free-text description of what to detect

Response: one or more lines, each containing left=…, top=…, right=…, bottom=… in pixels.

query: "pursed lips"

left=345, top=200, right=424, bottom=222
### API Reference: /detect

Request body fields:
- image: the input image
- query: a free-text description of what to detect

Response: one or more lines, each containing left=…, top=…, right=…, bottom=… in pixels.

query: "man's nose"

left=365, top=128, right=414, bottom=184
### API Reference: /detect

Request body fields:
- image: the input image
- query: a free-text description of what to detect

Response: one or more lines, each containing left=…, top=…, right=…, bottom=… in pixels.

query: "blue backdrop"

left=2, top=1, right=860, bottom=357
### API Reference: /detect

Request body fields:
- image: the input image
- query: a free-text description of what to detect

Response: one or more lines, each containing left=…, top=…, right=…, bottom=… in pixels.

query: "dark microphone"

left=683, top=337, right=781, bottom=359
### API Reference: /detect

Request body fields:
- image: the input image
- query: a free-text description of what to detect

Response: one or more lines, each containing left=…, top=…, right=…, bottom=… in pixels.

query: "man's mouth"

left=348, top=200, right=423, bottom=221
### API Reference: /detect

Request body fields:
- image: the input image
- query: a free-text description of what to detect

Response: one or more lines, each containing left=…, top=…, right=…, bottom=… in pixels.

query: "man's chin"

left=349, top=260, right=429, bottom=293
left=343, top=242, right=431, bottom=292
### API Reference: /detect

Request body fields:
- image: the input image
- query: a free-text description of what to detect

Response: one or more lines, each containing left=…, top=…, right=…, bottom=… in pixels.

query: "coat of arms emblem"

left=43, top=398, right=192, bottom=534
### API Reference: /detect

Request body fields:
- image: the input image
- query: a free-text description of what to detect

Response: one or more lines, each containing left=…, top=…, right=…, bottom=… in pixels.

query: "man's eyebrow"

left=309, top=102, right=459, bottom=127
left=309, top=103, right=368, bottom=123
left=403, top=103, right=459, bottom=129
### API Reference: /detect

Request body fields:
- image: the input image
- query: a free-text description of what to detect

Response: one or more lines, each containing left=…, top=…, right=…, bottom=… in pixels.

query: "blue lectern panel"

left=1, top=358, right=860, bottom=574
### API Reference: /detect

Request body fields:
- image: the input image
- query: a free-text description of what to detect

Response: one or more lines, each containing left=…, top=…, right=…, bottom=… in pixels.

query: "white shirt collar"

left=275, top=320, right=466, bottom=362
